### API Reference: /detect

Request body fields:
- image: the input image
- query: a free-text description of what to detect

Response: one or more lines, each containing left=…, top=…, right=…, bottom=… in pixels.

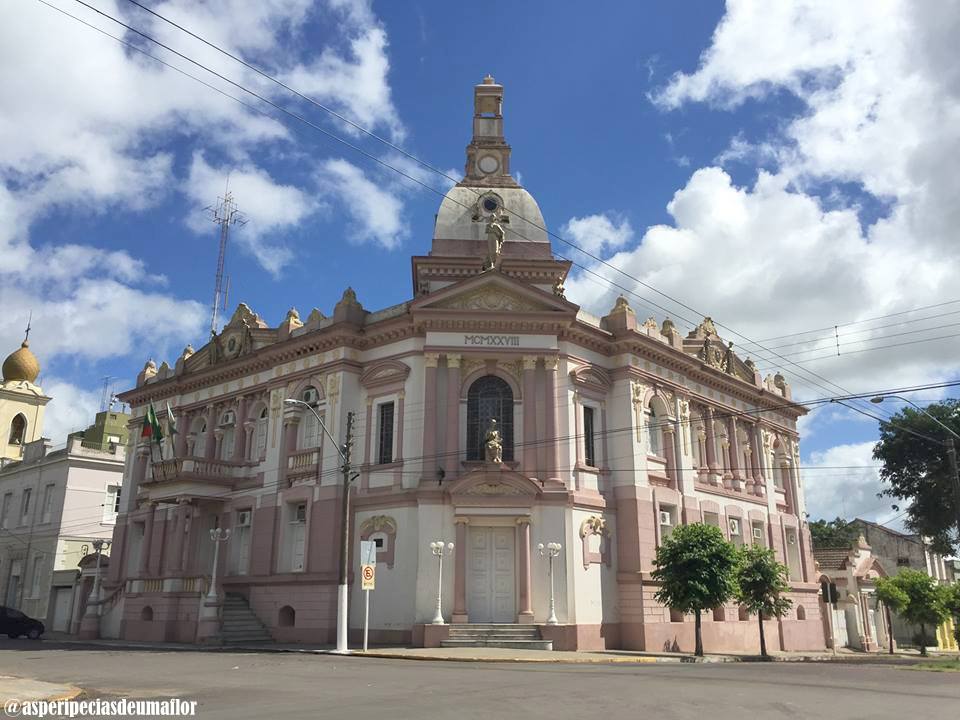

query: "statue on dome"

left=484, top=209, right=507, bottom=270
left=484, top=418, right=503, bottom=464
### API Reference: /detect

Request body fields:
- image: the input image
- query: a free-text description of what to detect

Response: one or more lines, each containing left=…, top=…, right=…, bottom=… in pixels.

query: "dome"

left=434, top=186, right=549, bottom=244
left=2, top=340, right=40, bottom=384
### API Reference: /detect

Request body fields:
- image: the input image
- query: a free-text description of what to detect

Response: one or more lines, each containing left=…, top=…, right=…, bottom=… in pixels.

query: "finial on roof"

left=483, top=74, right=495, bottom=84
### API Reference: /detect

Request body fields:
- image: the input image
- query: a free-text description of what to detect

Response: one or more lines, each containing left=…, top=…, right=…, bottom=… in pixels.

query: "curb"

left=351, top=651, right=679, bottom=665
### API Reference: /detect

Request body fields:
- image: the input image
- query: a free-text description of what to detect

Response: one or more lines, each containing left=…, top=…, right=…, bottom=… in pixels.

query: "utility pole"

left=947, top=438, right=960, bottom=538
left=336, top=411, right=356, bottom=653
left=206, top=181, right=246, bottom=336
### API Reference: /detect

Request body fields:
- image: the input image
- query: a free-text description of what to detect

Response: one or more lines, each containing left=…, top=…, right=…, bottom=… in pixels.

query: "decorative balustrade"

left=147, top=456, right=247, bottom=486
left=287, top=448, right=320, bottom=472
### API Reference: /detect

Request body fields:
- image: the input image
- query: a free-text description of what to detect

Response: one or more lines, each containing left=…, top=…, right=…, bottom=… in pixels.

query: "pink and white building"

left=103, top=77, right=825, bottom=652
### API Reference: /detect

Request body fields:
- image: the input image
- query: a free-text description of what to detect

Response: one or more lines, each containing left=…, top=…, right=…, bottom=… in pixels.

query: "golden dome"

left=2, top=340, right=40, bottom=383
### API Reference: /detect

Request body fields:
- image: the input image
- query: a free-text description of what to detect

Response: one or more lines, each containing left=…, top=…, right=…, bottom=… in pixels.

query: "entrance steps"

left=441, top=624, right=552, bottom=650
left=220, top=593, right=273, bottom=644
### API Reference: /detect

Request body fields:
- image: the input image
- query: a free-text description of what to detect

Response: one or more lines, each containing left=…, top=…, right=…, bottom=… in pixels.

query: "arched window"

left=140, top=606, right=154, bottom=622
left=298, top=386, right=323, bottom=450
left=251, top=407, right=268, bottom=461
left=8, top=414, right=26, bottom=445
left=191, top=418, right=207, bottom=457
left=278, top=605, right=296, bottom=627
left=218, top=410, right=236, bottom=461
left=645, top=406, right=662, bottom=457
left=466, top=376, right=514, bottom=461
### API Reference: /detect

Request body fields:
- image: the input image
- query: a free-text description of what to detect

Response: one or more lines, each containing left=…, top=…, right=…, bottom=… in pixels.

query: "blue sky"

left=2, top=1, right=958, bottom=525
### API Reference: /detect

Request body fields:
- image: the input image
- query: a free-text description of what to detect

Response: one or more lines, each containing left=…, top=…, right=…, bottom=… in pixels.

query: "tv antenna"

left=205, top=177, right=246, bottom=336
left=99, top=376, right=117, bottom=412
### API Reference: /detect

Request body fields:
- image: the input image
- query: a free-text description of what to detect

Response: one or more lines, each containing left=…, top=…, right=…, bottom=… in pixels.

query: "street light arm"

left=284, top=398, right=347, bottom=462
left=879, top=394, right=960, bottom=442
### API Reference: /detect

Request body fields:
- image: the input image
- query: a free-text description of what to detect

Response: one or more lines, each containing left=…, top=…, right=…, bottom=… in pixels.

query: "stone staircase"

left=220, top=593, right=273, bottom=645
left=441, top=624, right=552, bottom=650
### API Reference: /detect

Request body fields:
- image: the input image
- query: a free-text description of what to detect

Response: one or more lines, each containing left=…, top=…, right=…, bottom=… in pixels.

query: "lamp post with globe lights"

left=430, top=541, right=455, bottom=624
left=538, top=542, right=562, bottom=625
left=206, top=527, right=231, bottom=603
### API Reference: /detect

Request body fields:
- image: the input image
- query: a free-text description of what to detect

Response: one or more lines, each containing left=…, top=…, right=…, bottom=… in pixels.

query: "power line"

left=46, top=0, right=923, bottom=428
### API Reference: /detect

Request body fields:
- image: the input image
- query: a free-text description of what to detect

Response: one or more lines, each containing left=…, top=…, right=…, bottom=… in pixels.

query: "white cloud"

left=316, top=158, right=407, bottom=248
left=561, top=214, right=634, bottom=255
left=40, top=378, right=104, bottom=443
left=184, top=153, right=319, bottom=277
left=801, top=441, right=900, bottom=525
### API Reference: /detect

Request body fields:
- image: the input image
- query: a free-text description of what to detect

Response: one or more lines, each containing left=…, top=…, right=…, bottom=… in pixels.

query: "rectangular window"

left=785, top=529, right=802, bottom=580
left=20, top=488, right=31, bottom=523
left=703, top=511, right=720, bottom=529
left=1, top=493, right=11, bottom=530
left=658, top=505, right=675, bottom=543
left=41, top=483, right=55, bottom=524
left=377, top=402, right=395, bottom=465
left=103, top=485, right=120, bottom=523
left=751, top=521, right=766, bottom=547
left=728, top=517, right=744, bottom=548
left=583, top=406, right=597, bottom=467
left=30, top=555, right=43, bottom=598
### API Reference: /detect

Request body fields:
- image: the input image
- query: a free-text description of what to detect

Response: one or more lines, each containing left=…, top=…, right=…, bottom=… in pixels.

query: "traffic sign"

left=360, top=540, right=377, bottom=566
left=361, top=563, right=375, bottom=590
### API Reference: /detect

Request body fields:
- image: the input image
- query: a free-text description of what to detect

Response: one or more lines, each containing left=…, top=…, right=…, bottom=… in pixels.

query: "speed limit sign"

left=361, top=563, right=375, bottom=590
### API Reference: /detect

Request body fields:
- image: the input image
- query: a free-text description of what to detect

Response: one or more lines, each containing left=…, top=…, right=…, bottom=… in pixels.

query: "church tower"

left=0, top=324, right=49, bottom=463
left=463, top=75, right=517, bottom=188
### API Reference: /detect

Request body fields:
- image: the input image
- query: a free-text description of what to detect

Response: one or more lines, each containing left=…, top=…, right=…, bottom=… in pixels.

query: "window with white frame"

left=728, top=516, right=744, bottom=548
left=751, top=521, right=766, bottom=547
left=191, top=418, right=207, bottom=457
left=583, top=405, right=597, bottom=467
left=20, top=488, right=31, bottom=524
left=645, top=406, right=662, bottom=457
left=658, top=504, right=676, bottom=543
left=286, top=502, right=307, bottom=572
left=1, top=493, right=12, bottom=530
left=253, top=407, right=268, bottom=460
left=41, top=483, right=55, bottom=524
left=103, top=485, right=121, bottom=523
left=29, top=555, right=43, bottom=598
left=702, top=511, right=720, bottom=529
left=785, top=528, right=802, bottom=580
left=376, top=401, right=395, bottom=465
left=298, top=388, right=323, bottom=450
left=219, top=410, right=236, bottom=461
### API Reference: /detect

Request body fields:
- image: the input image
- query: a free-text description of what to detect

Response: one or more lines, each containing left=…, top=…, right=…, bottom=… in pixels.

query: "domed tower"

left=1, top=322, right=49, bottom=462
left=417, top=76, right=568, bottom=294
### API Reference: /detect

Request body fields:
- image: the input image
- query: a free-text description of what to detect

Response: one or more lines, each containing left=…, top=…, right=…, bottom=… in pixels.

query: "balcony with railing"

left=143, top=456, right=252, bottom=500
left=286, top=448, right=321, bottom=485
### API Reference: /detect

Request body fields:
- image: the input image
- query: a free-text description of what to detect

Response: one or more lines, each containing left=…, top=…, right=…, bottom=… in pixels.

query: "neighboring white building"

left=0, top=416, right=127, bottom=632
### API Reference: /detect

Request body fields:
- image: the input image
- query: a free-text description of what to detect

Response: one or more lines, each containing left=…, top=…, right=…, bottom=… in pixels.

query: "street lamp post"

left=871, top=395, right=960, bottom=536
left=283, top=399, right=355, bottom=654
left=430, top=541, right=454, bottom=625
left=90, top=538, right=111, bottom=616
left=538, top=542, right=562, bottom=625
left=206, top=527, right=231, bottom=603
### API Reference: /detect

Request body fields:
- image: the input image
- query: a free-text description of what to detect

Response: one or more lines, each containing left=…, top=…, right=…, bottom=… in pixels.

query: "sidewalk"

left=0, top=675, right=82, bottom=703
left=35, top=635, right=954, bottom=666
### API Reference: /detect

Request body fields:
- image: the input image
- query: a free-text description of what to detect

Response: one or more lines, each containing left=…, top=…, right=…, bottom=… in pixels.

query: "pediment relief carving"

left=464, top=482, right=524, bottom=496
left=434, top=286, right=546, bottom=313
left=360, top=360, right=411, bottom=389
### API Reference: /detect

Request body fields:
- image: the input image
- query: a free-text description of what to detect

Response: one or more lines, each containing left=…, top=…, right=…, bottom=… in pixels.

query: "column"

left=445, top=354, right=461, bottom=481
left=703, top=406, right=720, bottom=481
left=544, top=356, right=561, bottom=481
left=422, top=354, right=439, bottom=484
left=663, top=427, right=678, bottom=489
left=167, top=505, right=185, bottom=574
left=361, top=400, right=373, bottom=491
left=452, top=518, right=469, bottom=623
left=180, top=501, right=194, bottom=573
left=394, top=391, right=405, bottom=489
left=232, top=396, right=248, bottom=462
left=522, top=356, right=538, bottom=476
left=138, top=505, right=155, bottom=576
left=728, top=416, right=742, bottom=486
left=204, top=405, right=217, bottom=460
left=174, top=417, right=188, bottom=457
left=753, top=424, right=767, bottom=496
left=517, top=518, right=534, bottom=622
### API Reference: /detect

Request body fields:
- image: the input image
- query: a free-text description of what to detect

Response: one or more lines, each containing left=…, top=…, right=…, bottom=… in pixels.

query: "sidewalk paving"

left=32, top=635, right=958, bottom=666
left=0, top=675, right=82, bottom=703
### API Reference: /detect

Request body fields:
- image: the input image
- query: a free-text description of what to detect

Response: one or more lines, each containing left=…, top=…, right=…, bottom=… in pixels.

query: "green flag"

left=165, top=401, right=178, bottom=438
left=140, top=402, right=163, bottom=445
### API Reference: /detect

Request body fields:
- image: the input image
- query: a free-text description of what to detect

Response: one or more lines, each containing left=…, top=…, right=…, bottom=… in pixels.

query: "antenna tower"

left=99, top=376, right=116, bottom=412
left=206, top=179, right=246, bottom=336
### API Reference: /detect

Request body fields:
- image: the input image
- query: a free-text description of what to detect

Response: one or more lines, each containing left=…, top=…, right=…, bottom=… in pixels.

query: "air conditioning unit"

left=302, top=387, right=319, bottom=406
left=237, top=510, right=251, bottom=527
left=752, top=526, right=763, bottom=540
left=659, top=511, right=672, bottom=526
left=787, top=533, right=797, bottom=545
left=728, top=518, right=741, bottom=536
left=220, top=410, right=236, bottom=426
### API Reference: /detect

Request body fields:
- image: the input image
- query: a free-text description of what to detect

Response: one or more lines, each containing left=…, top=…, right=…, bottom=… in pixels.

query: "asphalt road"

left=0, top=641, right=957, bottom=720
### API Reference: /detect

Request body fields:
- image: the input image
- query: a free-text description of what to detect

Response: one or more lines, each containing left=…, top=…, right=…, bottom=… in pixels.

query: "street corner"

left=0, top=675, right=83, bottom=707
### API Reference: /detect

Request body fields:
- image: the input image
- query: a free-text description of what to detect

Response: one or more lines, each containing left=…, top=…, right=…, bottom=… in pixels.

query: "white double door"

left=468, top=526, right=516, bottom=623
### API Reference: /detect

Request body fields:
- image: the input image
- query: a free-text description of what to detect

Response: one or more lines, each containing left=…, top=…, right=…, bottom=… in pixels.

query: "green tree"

left=943, top=582, right=960, bottom=647
left=652, top=523, right=739, bottom=657
left=874, top=569, right=948, bottom=656
left=875, top=576, right=909, bottom=655
left=809, top=517, right=860, bottom=548
left=735, top=544, right=793, bottom=658
left=873, top=399, right=960, bottom=554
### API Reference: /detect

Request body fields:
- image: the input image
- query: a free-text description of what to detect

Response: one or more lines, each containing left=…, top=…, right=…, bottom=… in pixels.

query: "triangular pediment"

left=447, top=464, right=543, bottom=502
left=412, top=271, right=577, bottom=315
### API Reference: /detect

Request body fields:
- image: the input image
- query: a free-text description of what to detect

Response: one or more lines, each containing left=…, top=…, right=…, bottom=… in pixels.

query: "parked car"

left=0, top=606, right=44, bottom=639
